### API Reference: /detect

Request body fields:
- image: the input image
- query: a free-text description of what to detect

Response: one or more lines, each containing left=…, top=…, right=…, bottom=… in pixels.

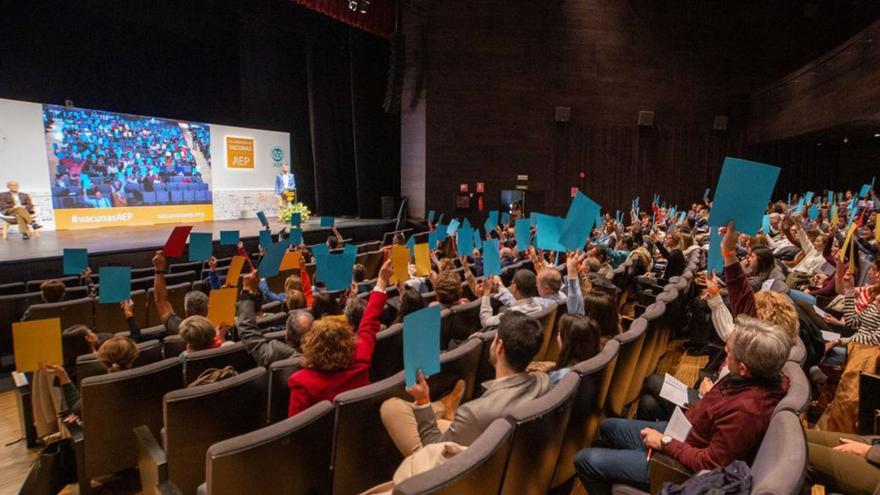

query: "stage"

left=0, top=217, right=401, bottom=285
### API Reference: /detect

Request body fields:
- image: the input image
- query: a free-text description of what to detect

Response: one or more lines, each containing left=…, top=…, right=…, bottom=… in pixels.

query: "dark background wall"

left=0, top=0, right=400, bottom=218
left=403, top=0, right=880, bottom=220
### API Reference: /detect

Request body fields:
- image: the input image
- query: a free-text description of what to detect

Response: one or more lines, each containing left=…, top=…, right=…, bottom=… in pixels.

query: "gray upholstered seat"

left=392, top=418, right=515, bottom=495
left=773, top=361, right=810, bottom=415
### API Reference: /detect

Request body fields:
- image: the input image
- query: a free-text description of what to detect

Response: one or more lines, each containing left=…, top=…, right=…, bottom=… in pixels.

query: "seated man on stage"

left=0, top=181, right=42, bottom=239
left=274, top=163, right=296, bottom=211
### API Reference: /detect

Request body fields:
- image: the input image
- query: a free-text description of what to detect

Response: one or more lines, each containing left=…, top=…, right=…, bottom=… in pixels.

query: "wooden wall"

left=407, top=0, right=751, bottom=220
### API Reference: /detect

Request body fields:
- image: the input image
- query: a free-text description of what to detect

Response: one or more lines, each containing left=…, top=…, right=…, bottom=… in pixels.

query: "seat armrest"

left=158, top=480, right=183, bottom=495
left=649, top=452, right=692, bottom=493
left=135, top=425, right=168, bottom=494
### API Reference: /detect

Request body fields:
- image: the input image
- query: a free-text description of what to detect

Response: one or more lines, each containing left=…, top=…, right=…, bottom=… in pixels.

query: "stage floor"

left=0, top=217, right=396, bottom=264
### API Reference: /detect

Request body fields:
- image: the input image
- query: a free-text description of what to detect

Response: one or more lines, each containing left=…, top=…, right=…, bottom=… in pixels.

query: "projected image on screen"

left=43, top=104, right=212, bottom=210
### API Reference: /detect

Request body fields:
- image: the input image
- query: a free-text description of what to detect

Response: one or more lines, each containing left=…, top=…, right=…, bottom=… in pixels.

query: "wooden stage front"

left=0, top=217, right=399, bottom=285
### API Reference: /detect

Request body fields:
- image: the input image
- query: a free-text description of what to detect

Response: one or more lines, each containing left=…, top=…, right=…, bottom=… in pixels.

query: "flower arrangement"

left=279, top=202, right=312, bottom=224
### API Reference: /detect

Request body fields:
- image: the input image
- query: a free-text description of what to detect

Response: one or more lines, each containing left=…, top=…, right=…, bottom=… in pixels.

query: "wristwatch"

left=661, top=435, right=673, bottom=449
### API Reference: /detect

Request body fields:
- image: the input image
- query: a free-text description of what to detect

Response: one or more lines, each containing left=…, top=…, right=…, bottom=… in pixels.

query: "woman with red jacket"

left=287, top=260, right=393, bottom=416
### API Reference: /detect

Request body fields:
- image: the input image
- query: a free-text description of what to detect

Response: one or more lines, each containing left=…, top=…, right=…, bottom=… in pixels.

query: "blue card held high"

left=534, top=213, right=566, bottom=252
left=258, top=240, right=288, bottom=279
left=515, top=219, right=531, bottom=252
left=483, top=239, right=501, bottom=276
left=188, top=233, right=213, bottom=262
left=220, top=230, right=240, bottom=246
left=99, top=266, right=132, bottom=304
left=708, top=157, right=780, bottom=234
left=259, top=230, right=272, bottom=248
left=63, top=249, right=88, bottom=276
left=559, top=192, right=601, bottom=252
left=321, top=216, right=335, bottom=228
left=707, top=228, right=724, bottom=275
left=403, top=305, right=441, bottom=388
left=256, top=211, right=269, bottom=227
left=457, top=219, right=473, bottom=257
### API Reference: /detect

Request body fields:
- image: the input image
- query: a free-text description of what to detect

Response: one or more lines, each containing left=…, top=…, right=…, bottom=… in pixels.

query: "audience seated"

left=574, top=315, right=791, bottom=494
left=286, top=260, right=391, bottom=416
left=152, top=250, right=209, bottom=335
left=478, top=269, right=543, bottom=328
left=527, top=314, right=601, bottom=384
left=380, top=311, right=550, bottom=456
left=807, top=429, right=880, bottom=495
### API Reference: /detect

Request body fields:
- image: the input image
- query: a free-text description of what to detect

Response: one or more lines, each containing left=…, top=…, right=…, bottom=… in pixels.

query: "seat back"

left=361, top=250, right=385, bottom=279
left=626, top=302, right=665, bottom=405
left=531, top=304, right=558, bottom=362
left=773, top=361, right=811, bottom=415
left=24, top=297, right=95, bottom=329
left=472, top=330, right=498, bottom=392
left=169, top=261, right=203, bottom=275
left=164, top=367, right=268, bottom=495
left=393, top=419, right=515, bottom=495
left=499, top=373, right=578, bottom=495
left=204, top=401, right=335, bottom=495
left=606, top=318, right=647, bottom=416
left=0, top=281, right=25, bottom=295
left=267, top=356, right=303, bottom=423
left=25, top=276, right=80, bottom=292
left=331, top=372, right=410, bottom=495
left=431, top=337, right=483, bottom=403
left=74, top=339, right=163, bottom=385
left=749, top=411, right=806, bottom=495
left=163, top=335, right=186, bottom=358
left=448, top=299, right=482, bottom=343
left=257, top=311, right=288, bottom=330
left=183, top=342, right=256, bottom=385
left=80, top=358, right=183, bottom=479
left=551, top=340, right=620, bottom=488
left=115, top=323, right=167, bottom=342
left=95, top=289, right=148, bottom=332
left=370, top=323, right=404, bottom=382
left=147, top=282, right=191, bottom=326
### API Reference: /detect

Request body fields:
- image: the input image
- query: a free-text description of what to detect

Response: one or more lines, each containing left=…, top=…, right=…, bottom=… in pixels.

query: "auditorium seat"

left=171, top=190, right=183, bottom=203
left=788, top=336, right=807, bottom=366
left=447, top=298, right=482, bottom=343
left=199, top=401, right=335, bottom=495
left=74, top=339, right=164, bottom=386
left=25, top=276, right=80, bottom=292
left=471, top=330, right=498, bottom=391
left=265, top=269, right=296, bottom=293
left=169, top=261, right=203, bottom=275
left=543, top=300, right=569, bottom=361
left=499, top=373, right=578, bottom=495
left=392, top=418, right=515, bottom=495
left=94, top=289, right=148, bottom=332
left=183, top=190, right=195, bottom=202
left=73, top=358, right=184, bottom=495
left=115, top=323, right=167, bottom=341
left=432, top=337, right=483, bottom=403
left=750, top=411, right=807, bottom=495
left=23, top=297, right=95, bottom=330
left=163, top=335, right=186, bottom=358
left=62, top=285, right=90, bottom=300
left=360, top=250, right=384, bottom=279
left=142, top=191, right=157, bottom=204
left=627, top=302, right=666, bottom=408
left=331, top=371, right=410, bottom=495
left=257, top=311, right=288, bottom=330
left=135, top=367, right=269, bottom=495
left=183, top=342, right=256, bottom=385
left=370, top=323, right=404, bottom=382
left=551, top=339, right=621, bottom=489
left=267, top=356, right=302, bottom=423
left=774, top=361, right=810, bottom=415
left=147, top=281, right=191, bottom=326
left=0, top=292, right=45, bottom=354
left=0, top=281, right=24, bottom=295
left=260, top=300, right=283, bottom=314
left=606, top=317, right=648, bottom=416
left=130, top=275, right=155, bottom=292
left=195, top=190, right=208, bottom=202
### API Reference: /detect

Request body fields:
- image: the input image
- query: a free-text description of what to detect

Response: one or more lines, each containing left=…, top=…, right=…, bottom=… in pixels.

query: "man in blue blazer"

left=274, top=163, right=296, bottom=209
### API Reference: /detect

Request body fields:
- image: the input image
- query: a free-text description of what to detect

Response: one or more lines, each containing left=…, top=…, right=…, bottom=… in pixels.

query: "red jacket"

left=287, top=289, right=386, bottom=416
left=664, top=374, right=789, bottom=471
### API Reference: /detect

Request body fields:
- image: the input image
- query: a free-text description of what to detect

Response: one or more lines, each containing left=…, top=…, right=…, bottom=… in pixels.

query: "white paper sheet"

left=813, top=305, right=829, bottom=318
left=659, top=373, right=689, bottom=408
left=821, top=330, right=841, bottom=342
left=666, top=406, right=693, bottom=442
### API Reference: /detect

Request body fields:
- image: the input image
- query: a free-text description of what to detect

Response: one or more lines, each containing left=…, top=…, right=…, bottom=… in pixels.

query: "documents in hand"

left=666, top=406, right=693, bottom=442
left=821, top=330, right=841, bottom=342
left=659, top=373, right=700, bottom=408
left=812, top=305, right=829, bottom=318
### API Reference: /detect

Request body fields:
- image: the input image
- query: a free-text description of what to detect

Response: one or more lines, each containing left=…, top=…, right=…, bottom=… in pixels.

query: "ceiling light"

left=874, top=133, right=880, bottom=138
left=843, top=137, right=849, bottom=143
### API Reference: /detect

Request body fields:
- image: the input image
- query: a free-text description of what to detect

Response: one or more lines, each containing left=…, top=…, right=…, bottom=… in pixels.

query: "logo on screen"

left=271, top=146, right=284, bottom=166
left=226, top=137, right=255, bottom=169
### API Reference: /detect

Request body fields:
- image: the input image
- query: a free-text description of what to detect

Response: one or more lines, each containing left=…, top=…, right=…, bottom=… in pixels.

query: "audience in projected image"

left=44, top=105, right=211, bottom=209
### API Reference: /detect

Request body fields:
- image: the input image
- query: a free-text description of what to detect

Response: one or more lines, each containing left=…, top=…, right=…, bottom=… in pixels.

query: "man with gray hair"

left=152, top=250, right=212, bottom=335
left=237, top=271, right=314, bottom=368
left=574, top=315, right=791, bottom=494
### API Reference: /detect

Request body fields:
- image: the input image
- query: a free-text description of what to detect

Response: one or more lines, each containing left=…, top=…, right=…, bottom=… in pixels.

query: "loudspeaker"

left=713, top=115, right=729, bottom=130
left=638, top=110, right=654, bottom=126
left=554, top=106, right=571, bottom=122
left=383, top=33, right=405, bottom=114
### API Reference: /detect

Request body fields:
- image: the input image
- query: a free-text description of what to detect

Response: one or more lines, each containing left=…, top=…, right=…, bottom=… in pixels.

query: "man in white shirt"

left=0, top=181, right=42, bottom=239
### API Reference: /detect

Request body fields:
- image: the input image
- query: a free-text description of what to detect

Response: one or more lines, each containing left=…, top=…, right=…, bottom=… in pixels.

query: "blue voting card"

left=259, top=230, right=272, bottom=248
left=323, top=250, right=357, bottom=292
left=427, top=210, right=435, bottom=224
left=483, top=239, right=501, bottom=276
left=484, top=210, right=499, bottom=234
left=288, top=227, right=303, bottom=246
left=188, top=233, right=213, bottom=262
left=762, top=215, right=771, bottom=233
left=321, top=216, right=335, bottom=228
left=515, top=219, right=531, bottom=252
left=447, top=219, right=461, bottom=236
left=708, top=157, right=780, bottom=234
left=457, top=220, right=473, bottom=257
left=310, top=243, right=330, bottom=282
left=99, top=266, right=131, bottom=304
left=258, top=240, right=288, bottom=278
left=220, top=230, right=240, bottom=246
left=534, top=213, right=566, bottom=252
left=256, top=211, right=269, bottom=227
left=808, top=205, right=820, bottom=221
left=559, top=192, right=601, bottom=252
left=403, top=305, right=441, bottom=388
left=63, top=249, right=88, bottom=276
left=290, top=213, right=302, bottom=226
left=500, top=212, right=510, bottom=226
left=707, top=228, right=724, bottom=275
left=804, top=191, right=814, bottom=204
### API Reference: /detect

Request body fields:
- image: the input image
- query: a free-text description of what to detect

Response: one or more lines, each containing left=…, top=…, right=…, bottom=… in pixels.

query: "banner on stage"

left=226, top=136, right=255, bottom=169
left=54, top=204, right=214, bottom=230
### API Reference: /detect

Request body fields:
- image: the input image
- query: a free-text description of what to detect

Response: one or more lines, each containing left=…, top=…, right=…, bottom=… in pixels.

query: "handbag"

left=19, top=438, right=77, bottom=495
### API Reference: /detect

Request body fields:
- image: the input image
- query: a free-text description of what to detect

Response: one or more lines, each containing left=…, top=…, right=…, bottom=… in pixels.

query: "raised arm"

left=122, top=300, right=143, bottom=343
left=720, top=222, right=756, bottom=318
left=151, top=250, right=175, bottom=323
left=354, top=260, right=392, bottom=365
